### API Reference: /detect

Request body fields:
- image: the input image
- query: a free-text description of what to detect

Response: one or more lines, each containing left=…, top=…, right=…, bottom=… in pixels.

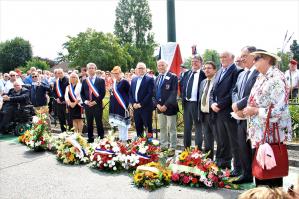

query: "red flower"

left=191, top=177, right=198, bottom=184
left=41, top=141, right=45, bottom=145
left=147, top=132, right=153, bottom=138
left=171, top=173, right=180, bottom=182
left=218, top=181, right=225, bottom=188
left=182, top=175, right=191, bottom=184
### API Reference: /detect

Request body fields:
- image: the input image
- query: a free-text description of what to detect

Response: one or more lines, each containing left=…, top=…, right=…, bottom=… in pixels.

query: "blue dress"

left=109, top=79, right=130, bottom=128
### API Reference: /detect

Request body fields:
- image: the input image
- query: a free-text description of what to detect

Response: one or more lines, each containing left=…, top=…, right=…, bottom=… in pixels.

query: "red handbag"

left=252, top=105, right=289, bottom=180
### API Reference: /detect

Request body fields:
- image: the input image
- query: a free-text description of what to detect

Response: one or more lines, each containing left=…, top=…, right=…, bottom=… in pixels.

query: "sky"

left=0, top=0, right=299, bottom=62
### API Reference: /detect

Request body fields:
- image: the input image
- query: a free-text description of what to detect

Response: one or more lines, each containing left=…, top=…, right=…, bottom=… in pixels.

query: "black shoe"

left=233, top=175, right=253, bottom=184
left=230, top=170, right=242, bottom=177
left=88, top=138, right=94, bottom=143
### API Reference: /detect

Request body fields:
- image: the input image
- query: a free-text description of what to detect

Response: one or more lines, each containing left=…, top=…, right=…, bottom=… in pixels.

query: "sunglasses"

left=254, top=55, right=263, bottom=62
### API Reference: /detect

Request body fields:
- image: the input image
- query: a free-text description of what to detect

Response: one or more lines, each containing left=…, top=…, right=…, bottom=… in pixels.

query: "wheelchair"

left=3, top=104, right=35, bottom=136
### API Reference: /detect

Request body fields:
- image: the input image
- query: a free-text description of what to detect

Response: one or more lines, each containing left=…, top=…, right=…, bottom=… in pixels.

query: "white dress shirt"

left=188, top=69, right=200, bottom=102
left=201, top=77, right=215, bottom=113
left=135, top=76, right=144, bottom=102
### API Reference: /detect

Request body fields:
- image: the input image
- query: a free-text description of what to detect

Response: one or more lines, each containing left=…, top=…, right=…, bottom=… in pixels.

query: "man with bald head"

left=210, top=51, right=241, bottom=177
left=129, top=62, right=154, bottom=137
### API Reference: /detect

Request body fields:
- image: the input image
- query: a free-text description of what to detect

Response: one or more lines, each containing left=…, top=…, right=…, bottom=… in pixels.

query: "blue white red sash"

left=68, top=84, right=82, bottom=107
left=86, top=78, right=99, bottom=98
left=112, top=80, right=129, bottom=117
left=68, top=84, right=77, bottom=102
left=55, top=79, right=63, bottom=98
left=95, top=147, right=115, bottom=155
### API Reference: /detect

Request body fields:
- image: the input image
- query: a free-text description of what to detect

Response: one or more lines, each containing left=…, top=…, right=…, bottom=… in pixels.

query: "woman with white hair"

left=65, top=72, right=83, bottom=134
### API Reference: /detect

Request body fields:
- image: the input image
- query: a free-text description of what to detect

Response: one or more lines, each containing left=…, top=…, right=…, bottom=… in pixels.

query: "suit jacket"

left=80, top=76, right=106, bottom=107
left=129, top=75, right=154, bottom=111
left=197, top=78, right=214, bottom=122
left=7, top=87, right=31, bottom=105
left=232, top=69, right=259, bottom=111
left=53, top=76, right=69, bottom=102
left=30, top=82, right=51, bottom=107
left=210, top=64, right=240, bottom=118
left=153, top=72, right=179, bottom=115
left=179, top=69, right=206, bottom=103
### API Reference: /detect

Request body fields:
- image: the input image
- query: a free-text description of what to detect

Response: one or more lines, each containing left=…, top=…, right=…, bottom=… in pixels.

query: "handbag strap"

left=262, top=104, right=273, bottom=144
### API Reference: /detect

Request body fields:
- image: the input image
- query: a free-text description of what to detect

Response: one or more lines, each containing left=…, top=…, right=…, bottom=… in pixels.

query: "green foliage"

left=182, top=57, right=192, bottom=69
left=289, top=102, right=299, bottom=140
left=277, top=51, right=292, bottom=72
left=202, top=49, right=220, bottom=68
left=62, top=29, right=132, bottom=72
left=114, top=0, right=156, bottom=70
left=290, top=40, right=299, bottom=63
left=0, top=37, right=32, bottom=72
left=24, top=58, right=50, bottom=72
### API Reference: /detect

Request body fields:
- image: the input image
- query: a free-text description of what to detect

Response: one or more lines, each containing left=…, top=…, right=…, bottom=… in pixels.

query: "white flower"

left=97, top=156, right=101, bottom=161
left=152, top=139, right=159, bottom=146
left=191, top=153, right=200, bottom=159
left=104, top=163, right=108, bottom=167
left=113, top=166, right=117, bottom=171
left=105, top=144, right=111, bottom=149
left=32, top=116, right=39, bottom=124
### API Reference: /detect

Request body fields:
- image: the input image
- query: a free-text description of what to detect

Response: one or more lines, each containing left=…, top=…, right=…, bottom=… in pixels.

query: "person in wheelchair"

left=0, top=81, right=32, bottom=133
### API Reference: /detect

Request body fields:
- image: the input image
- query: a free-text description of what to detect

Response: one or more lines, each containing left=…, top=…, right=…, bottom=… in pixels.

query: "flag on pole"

left=158, top=42, right=183, bottom=76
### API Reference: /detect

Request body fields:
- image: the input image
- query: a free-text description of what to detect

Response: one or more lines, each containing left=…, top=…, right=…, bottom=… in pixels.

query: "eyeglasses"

left=254, top=55, right=263, bottom=62
left=10, top=75, right=16, bottom=77
left=32, top=76, right=38, bottom=78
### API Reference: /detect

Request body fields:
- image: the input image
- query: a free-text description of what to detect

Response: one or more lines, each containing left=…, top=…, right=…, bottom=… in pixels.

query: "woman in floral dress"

left=243, top=50, right=292, bottom=187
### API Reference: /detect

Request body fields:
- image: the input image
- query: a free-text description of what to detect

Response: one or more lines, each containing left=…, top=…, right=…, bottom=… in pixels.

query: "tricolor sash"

left=112, top=80, right=129, bottom=117
left=86, top=78, right=99, bottom=98
left=68, top=84, right=77, bottom=102
left=55, top=79, right=63, bottom=98
left=68, top=84, right=82, bottom=107
left=94, top=147, right=115, bottom=155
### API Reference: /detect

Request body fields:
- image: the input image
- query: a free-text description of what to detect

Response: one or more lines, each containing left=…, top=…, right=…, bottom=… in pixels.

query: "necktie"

left=219, top=68, right=226, bottom=82
left=156, top=75, right=164, bottom=100
left=202, top=79, right=211, bottom=106
left=240, top=70, right=250, bottom=97
left=89, top=77, right=93, bottom=100
left=186, top=71, right=196, bottom=100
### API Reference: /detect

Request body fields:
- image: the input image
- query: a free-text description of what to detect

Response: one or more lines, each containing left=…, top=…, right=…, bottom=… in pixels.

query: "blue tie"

left=156, top=75, right=164, bottom=100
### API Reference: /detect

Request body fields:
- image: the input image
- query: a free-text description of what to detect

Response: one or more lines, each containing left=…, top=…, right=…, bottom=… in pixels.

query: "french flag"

left=158, top=42, right=183, bottom=76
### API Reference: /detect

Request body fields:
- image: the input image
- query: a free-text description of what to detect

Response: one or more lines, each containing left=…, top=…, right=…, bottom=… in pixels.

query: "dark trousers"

left=215, top=115, right=241, bottom=170
left=134, top=108, right=153, bottom=137
left=56, top=103, right=67, bottom=132
left=238, top=120, right=253, bottom=177
left=183, top=101, right=202, bottom=149
left=85, top=103, right=104, bottom=141
left=202, top=113, right=216, bottom=160
left=0, top=104, right=14, bottom=131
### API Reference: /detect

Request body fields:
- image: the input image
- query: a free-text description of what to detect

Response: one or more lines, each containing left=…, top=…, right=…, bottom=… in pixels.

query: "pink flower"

left=182, top=175, right=191, bottom=184
left=171, top=173, right=180, bottom=182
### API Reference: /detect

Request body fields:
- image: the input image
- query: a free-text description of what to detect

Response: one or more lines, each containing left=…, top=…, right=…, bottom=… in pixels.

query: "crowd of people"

left=0, top=46, right=298, bottom=188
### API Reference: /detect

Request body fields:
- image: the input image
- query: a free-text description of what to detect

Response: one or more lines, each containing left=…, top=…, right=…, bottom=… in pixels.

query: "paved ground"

left=0, top=135, right=298, bottom=199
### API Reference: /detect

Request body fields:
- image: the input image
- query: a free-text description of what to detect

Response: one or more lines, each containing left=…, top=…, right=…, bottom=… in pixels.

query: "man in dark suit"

left=232, top=46, right=259, bottom=183
left=53, top=68, right=70, bottom=132
left=154, top=60, right=179, bottom=156
left=180, top=55, right=206, bottom=149
left=81, top=63, right=106, bottom=143
left=129, top=62, right=154, bottom=137
left=198, top=61, right=217, bottom=160
left=210, top=51, right=241, bottom=176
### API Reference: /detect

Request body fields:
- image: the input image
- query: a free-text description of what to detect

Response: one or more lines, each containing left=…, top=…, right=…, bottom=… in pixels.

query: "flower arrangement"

left=18, top=130, right=32, bottom=145
left=90, top=138, right=125, bottom=172
left=56, top=132, right=91, bottom=164
left=127, top=137, right=160, bottom=169
left=169, top=148, right=239, bottom=189
left=133, top=162, right=172, bottom=191
left=18, top=114, right=51, bottom=151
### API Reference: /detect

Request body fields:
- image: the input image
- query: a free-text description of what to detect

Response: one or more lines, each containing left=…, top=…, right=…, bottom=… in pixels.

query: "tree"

left=0, top=37, right=32, bottom=72
left=25, top=58, right=50, bottom=71
left=202, top=49, right=220, bottom=68
left=62, top=29, right=132, bottom=71
left=277, top=51, right=292, bottom=72
left=290, top=40, right=299, bottom=66
left=114, top=0, right=156, bottom=69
